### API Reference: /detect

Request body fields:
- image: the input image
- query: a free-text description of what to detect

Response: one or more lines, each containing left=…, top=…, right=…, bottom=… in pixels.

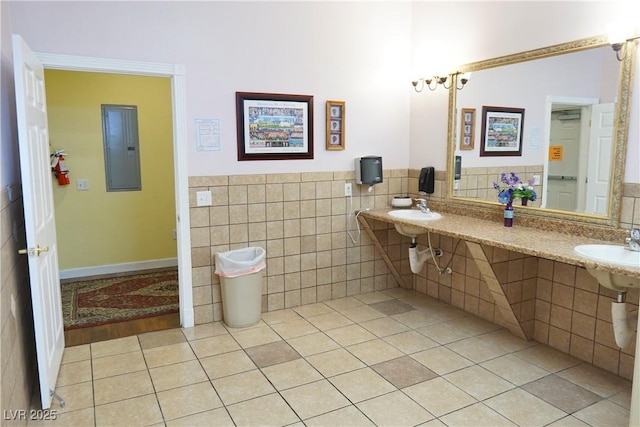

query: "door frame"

left=36, top=52, right=194, bottom=328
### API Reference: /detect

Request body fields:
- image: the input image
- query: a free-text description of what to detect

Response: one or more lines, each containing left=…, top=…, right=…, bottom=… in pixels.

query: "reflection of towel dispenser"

left=419, top=167, right=434, bottom=194
left=453, top=156, right=462, bottom=191
left=454, top=156, right=462, bottom=180
left=355, top=156, right=383, bottom=186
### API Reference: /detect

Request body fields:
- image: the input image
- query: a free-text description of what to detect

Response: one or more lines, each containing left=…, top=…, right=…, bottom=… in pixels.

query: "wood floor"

left=64, top=312, right=181, bottom=347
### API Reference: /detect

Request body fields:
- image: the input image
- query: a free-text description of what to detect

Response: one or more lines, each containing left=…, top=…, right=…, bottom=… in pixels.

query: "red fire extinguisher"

left=51, top=150, right=70, bottom=186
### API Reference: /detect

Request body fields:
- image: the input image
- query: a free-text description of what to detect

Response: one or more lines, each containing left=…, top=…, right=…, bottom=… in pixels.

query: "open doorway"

left=36, top=52, right=194, bottom=344
left=45, top=70, right=179, bottom=345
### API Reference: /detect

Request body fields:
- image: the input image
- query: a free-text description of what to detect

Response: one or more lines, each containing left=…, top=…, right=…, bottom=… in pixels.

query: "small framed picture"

left=459, top=108, right=475, bottom=150
left=326, top=100, right=345, bottom=150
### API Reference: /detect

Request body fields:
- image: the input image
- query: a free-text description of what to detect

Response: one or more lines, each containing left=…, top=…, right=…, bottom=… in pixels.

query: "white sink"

left=388, top=209, right=442, bottom=238
left=574, top=244, right=640, bottom=291
left=388, top=209, right=442, bottom=222
left=575, top=244, right=640, bottom=267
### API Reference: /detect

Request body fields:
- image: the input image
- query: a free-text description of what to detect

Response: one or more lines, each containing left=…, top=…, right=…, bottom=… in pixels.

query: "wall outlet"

left=196, top=190, right=212, bottom=206
left=172, top=229, right=177, bottom=240
left=344, top=183, right=352, bottom=197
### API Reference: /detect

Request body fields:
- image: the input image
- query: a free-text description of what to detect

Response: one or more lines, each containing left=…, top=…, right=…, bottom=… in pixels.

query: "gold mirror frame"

left=446, top=35, right=636, bottom=229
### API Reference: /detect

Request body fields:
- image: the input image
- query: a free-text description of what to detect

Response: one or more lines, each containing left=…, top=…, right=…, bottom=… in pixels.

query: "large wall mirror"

left=446, top=35, right=636, bottom=228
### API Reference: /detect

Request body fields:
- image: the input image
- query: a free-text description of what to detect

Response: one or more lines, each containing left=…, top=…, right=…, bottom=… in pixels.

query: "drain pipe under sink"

left=611, top=292, right=638, bottom=349
left=408, top=233, right=451, bottom=275
left=409, top=242, right=431, bottom=274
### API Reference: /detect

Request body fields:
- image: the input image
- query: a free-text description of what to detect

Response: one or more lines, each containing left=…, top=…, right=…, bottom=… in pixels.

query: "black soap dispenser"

left=418, top=167, right=435, bottom=194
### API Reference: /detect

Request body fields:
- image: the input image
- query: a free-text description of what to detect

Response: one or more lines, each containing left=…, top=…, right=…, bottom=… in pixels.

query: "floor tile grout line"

left=178, top=328, right=237, bottom=425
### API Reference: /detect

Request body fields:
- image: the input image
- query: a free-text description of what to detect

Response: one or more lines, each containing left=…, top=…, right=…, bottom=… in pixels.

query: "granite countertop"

left=359, top=207, right=640, bottom=280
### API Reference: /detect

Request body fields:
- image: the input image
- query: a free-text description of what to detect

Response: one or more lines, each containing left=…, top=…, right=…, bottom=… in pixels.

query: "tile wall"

left=455, top=165, right=544, bottom=208
left=620, top=182, right=640, bottom=230
left=189, top=170, right=640, bottom=381
left=0, top=186, right=36, bottom=426
left=188, top=171, right=411, bottom=325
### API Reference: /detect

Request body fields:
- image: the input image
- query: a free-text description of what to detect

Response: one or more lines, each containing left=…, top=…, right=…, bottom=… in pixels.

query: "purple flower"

left=494, top=171, right=537, bottom=204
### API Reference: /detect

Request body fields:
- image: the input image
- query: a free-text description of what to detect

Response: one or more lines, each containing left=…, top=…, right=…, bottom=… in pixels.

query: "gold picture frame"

left=459, top=108, right=475, bottom=150
left=326, top=100, right=345, bottom=150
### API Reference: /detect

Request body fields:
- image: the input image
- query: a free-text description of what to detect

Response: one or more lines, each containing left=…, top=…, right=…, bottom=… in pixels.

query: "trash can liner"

left=215, top=247, right=266, bottom=278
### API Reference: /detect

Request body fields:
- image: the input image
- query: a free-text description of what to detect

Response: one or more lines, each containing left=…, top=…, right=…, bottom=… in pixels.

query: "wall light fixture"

left=412, top=72, right=470, bottom=92
left=609, top=30, right=640, bottom=61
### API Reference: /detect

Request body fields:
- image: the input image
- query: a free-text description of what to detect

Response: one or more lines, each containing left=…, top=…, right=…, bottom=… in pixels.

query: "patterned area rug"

left=61, top=271, right=179, bottom=330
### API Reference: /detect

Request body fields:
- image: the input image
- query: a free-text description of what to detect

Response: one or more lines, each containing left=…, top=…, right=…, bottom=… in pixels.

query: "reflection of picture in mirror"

left=459, top=108, right=475, bottom=151
left=480, top=106, right=524, bottom=156
left=486, top=116, right=519, bottom=147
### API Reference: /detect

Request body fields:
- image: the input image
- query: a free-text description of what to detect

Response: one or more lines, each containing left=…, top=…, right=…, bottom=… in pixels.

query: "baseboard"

left=60, top=258, right=178, bottom=280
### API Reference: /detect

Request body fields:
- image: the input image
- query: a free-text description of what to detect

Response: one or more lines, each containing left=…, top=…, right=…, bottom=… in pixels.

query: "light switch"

left=77, top=179, right=89, bottom=191
left=196, top=190, right=212, bottom=206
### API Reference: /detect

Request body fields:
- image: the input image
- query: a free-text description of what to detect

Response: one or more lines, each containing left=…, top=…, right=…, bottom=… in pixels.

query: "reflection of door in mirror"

left=545, top=99, right=614, bottom=214
left=586, top=103, right=615, bottom=214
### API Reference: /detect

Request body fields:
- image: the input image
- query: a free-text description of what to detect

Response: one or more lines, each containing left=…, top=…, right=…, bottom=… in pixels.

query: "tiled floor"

left=32, top=288, right=633, bottom=427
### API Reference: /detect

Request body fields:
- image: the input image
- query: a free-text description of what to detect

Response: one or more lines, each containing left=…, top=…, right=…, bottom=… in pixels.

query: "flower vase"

left=521, top=198, right=528, bottom=206
left=504, top=201, right=514, bottom=227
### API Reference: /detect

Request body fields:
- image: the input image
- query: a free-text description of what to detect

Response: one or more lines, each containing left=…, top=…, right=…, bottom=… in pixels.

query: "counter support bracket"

left=466, top=241, right=530, bottom=340
left=357, top=215, right=412, bottom=289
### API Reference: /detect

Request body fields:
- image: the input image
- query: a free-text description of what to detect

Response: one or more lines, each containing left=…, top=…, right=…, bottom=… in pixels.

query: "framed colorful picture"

left=459, top=108, right=475, bottom=151
left=480, top=106, right=525, bottom=157
left=236, top=92, right=314, bottom=161
left=326, top=100, right=345, bottom=150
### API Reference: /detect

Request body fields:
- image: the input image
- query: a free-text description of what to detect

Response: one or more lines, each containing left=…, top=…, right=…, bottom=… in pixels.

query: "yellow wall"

left=45, top=70, right=176, bottom=270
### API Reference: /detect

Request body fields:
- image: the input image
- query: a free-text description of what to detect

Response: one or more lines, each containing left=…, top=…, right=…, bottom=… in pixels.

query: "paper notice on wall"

left=528, top=127, right=542, bottom=150
left=195, top=118, right=221, bottom=152
left=549, top=145, right=563, bottom=160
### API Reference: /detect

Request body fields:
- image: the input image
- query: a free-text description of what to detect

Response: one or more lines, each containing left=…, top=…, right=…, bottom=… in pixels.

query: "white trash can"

left=214, top=247, right=266, bottom=328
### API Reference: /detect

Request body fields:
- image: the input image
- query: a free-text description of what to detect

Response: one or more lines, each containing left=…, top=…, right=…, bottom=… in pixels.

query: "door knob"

left=18, top=245, right=49, bottom=256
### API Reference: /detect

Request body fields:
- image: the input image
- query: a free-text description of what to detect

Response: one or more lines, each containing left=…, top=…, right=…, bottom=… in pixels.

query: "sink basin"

left=388, top=209, right=442, bottom=238
left=575, top=244, right=640, bottom=267
left=388, top=209, right=442, bottom=222
left=574, top=244, right=640, bottom=291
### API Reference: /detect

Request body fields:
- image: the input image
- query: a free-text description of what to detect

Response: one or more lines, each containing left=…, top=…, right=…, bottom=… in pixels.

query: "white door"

left=12, top=34, right=65, bottom=410
left=585, top=103, right=615, bottom=215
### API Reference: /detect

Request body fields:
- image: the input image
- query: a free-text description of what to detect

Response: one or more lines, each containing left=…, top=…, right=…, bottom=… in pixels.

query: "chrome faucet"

left=414, top=198, right=430, bottom=213
left=625, top=228, right=640, bottom=252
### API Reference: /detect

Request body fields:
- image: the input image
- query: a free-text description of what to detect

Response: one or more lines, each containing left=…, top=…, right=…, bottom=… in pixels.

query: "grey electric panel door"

left=102, top=105, right=141, bottom=191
